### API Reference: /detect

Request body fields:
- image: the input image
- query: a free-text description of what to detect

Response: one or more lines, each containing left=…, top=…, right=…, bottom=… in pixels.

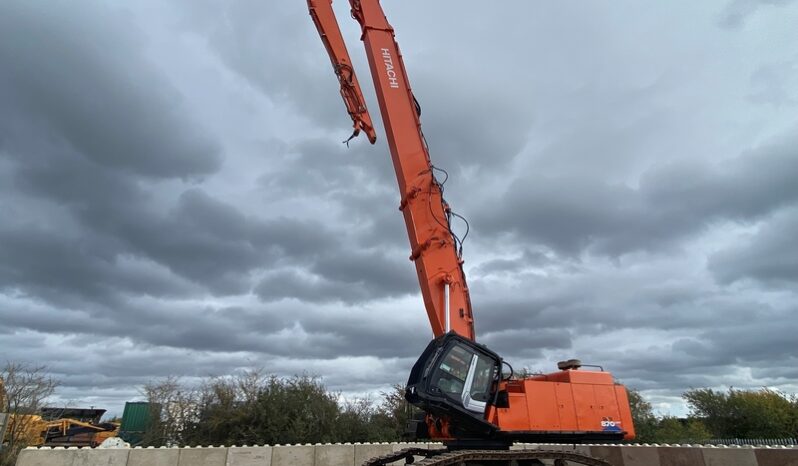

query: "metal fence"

left=706, top=438, right=797, bottom=446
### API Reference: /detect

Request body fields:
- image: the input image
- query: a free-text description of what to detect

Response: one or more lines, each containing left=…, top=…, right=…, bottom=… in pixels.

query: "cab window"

left=431, top=344, right=471, bottom=398
left=430, top=343, right=498, bottom=413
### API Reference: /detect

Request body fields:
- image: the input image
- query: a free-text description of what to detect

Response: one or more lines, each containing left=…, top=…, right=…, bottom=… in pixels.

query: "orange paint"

left=492, top=370, right=635, bottom=440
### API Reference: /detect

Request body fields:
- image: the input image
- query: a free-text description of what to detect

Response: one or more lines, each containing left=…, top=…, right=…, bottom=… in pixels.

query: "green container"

left=119, top=402, right=158, bottom=445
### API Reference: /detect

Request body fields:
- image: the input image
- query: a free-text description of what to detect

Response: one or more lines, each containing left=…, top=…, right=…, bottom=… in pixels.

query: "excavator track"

left=363, top=447, right=446, bottom=466
left=363, top=447, right=613, bottom=466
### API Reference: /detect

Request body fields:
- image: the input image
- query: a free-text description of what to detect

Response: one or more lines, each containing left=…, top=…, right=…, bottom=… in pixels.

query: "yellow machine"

left=2, top=413, right=118, bottom=448
left=2, top=380, right=118, bottom=448
left=35, top=417, right=119, bottom=447
left=2, top=414, right=46, bottom=446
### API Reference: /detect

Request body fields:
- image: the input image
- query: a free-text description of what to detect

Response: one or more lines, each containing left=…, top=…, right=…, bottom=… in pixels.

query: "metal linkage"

left=364, top=448, right=613, bottom=466
left=362, top=447, right=446, bottom=466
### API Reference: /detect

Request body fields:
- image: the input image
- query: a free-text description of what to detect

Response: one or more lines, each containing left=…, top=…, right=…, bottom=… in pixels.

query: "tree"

left=625, top=388, right=711, bottom=444
left=684, top=388, right=798, bottom=439
left=653, top=417, right=711, bottom=444
left=336, top=385, right=421, bottom=442
left=334, top=397, right=383, bottom=442
left=243, top=375, right=341, bottom=445
left=140, top=376, right=199, bottom=447
left=372, top=384, right=420, bottom=440
left=186, top=372, right=267, bottom=446
left=0, top=362, right=58, bottom=466
left=144, top=373, right=355, bottom=446
left=626, top=388, right=657, bottom=443
left=141, top=373, right=417, bottom=447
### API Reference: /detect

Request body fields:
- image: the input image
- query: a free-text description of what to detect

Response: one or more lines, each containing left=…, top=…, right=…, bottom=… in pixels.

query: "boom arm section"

left=308, top=0, right=377, bottom=144
left=307, top=0, right=475, bottom=340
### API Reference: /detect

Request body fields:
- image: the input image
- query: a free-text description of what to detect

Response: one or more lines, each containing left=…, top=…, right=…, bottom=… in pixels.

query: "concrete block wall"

left=584, top=444, right=798, bottom=466
left=16, top=442, right=798, bottom=466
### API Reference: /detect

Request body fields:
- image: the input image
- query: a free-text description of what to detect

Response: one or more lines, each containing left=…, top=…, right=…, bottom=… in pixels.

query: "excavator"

left=307, top=1, right=635, bottom=464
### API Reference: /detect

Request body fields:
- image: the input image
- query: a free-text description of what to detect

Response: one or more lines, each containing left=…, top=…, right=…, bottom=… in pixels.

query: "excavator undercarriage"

left=363, top=447, right=614, bottom=466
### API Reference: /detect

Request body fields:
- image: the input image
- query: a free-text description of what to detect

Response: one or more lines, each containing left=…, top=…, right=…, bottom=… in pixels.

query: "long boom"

left=307, top=0, right=475, bottom=340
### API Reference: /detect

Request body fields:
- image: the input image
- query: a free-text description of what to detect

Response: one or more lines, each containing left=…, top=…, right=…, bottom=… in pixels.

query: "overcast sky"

left=1, top=0, right=797, bottom=418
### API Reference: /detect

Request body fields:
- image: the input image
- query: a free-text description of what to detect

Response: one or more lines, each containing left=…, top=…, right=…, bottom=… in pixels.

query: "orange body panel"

left=487, top=393, right=528, bottom=431
left=554, top=382, right=579, bottom=430
left=489, top=371, right=635, bottom=439
left=614, top=384, right=635, bottom=436
left=524, top=382, right=560, bottom=430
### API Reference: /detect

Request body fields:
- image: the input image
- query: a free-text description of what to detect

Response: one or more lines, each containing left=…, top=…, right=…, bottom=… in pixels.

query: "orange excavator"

left=307, top=2, right=634, bottom=464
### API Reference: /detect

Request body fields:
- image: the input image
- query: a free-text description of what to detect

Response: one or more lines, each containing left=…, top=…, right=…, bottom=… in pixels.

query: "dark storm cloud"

left=709, top=208, right=798, bottom=286
left=695, top=316, right=798, bottom=363
left=748, top=60, right=798, bottom=106
left=413, top=72, right=535, bottom=172
left=5, top=153, right=335, bottom=299
left=4, top=112, right=338, bottom=297
left=255, top=135, right=413, bottom=255
left=0, top=0, right=235, bottom=303
left=0, top=288, right=424, bottom=361
left=465, top=261, right=783, bottom=391
left=126, top=189, right=334, bottom=294
left=472, top=250, right=555, bottom=276
left=480, top=328, right=572, bottom=360
left=175, top=1, right=349, bottom=131
left=603, top=346, right=750, bottom=392
left=0, top=1, right=346, bottom=302
left=0, top=1, right=221, bottom=178
left=312, top=250, right=417, bottom=297
left=258, top=137, right=396, bottom=201
left=478, top=127, right=798, bottom=256
left=718, top=0, right=798, bottom=28
left=599, top=305, right=798, bottom=392
left=0, top=225, right=197, bottom=306
left=251, top=138, right=421, bottom=306
left=751, top=362, right=798, bottom=384
left=128, top=299, right=430, bottom=360
left=0, top=300, right=114, bottom=338
left=254, top=246, right=417, bottom=304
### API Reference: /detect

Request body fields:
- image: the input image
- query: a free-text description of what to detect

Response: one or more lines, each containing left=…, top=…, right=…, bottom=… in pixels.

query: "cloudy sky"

left=1, top=0, right=797, bottom=418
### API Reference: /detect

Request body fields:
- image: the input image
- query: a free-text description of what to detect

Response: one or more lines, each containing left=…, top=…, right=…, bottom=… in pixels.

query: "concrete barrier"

left=621, top=445, right=661, bottom=466
left=226, top=446, right=271, bottom=466
left=127, top=447, right=180, bottom=466
left=590, top=445, right=626, bottom=465
left=71, top=448, right=130, bottom=466
left=16, top=447, right=74, bottom=466
left=316, top=443, right=353, bottom=466
left=178, top=446, right=228, bottom=466
left=755, top=447, right=798, bottom=466
left=15, top=447, right=130, bottom=466
left=703, top=447, right=757, bottom=466
left=657, top=446, right=706, bottom=466
left=273, top=444, right=315, bottom=466
left=16, top=442, right=798, bottom=466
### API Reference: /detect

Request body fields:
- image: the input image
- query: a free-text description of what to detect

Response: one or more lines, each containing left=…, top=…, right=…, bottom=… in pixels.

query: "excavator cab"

left=427, top=340, right=498, bottom=410
left=406, top=333, right=502, bottom=439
